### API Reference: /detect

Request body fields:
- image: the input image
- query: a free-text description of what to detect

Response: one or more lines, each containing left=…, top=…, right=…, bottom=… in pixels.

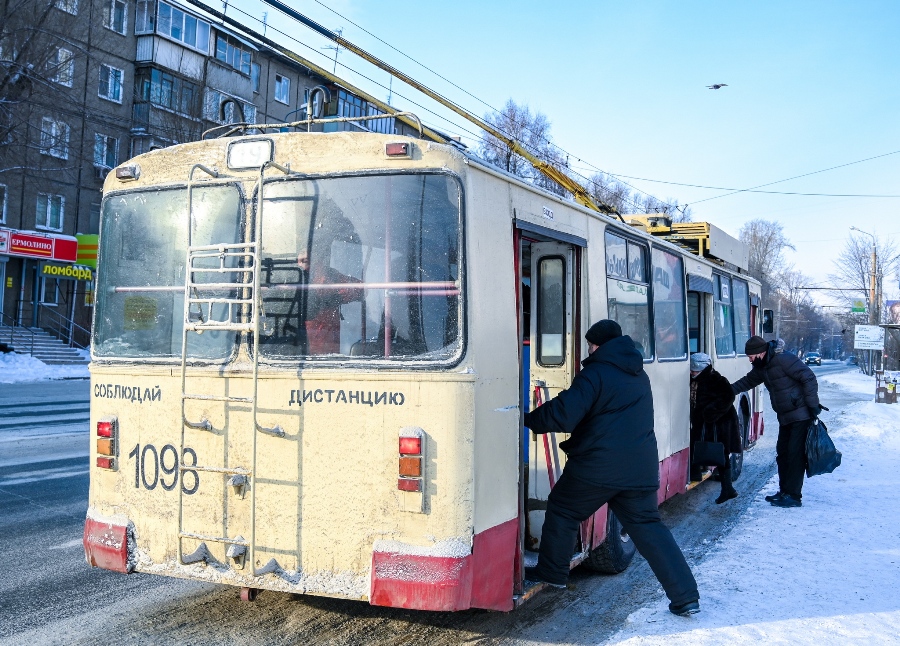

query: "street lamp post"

left=851, top=226, right=878, bottom=374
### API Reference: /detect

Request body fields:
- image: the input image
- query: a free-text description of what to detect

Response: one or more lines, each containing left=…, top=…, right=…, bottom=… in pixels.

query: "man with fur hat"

left=732, top=335, right=822, bottom=508
left=524, top=319, right=699, bottom=616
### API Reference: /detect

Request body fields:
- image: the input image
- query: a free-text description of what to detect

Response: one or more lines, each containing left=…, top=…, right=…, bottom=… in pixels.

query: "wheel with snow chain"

left=240, top=587, right=259, bottom=602
left=583, top=510, right=636, bottom=574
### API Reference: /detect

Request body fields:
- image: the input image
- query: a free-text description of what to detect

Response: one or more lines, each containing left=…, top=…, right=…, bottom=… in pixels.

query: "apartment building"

left=0, top=0, right=415, bottom=338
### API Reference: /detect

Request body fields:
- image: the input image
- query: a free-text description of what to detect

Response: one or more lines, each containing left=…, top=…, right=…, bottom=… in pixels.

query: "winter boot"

left=715, top=468, right=738, bottom=504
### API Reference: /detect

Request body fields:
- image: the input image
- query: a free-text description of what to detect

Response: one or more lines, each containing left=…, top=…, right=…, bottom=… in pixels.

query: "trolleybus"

left=83, top=125, right=765, bottom=611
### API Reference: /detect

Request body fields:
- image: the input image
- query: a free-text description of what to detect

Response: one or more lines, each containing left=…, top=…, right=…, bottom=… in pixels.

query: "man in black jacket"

left=732, top=335, right=821, bottom=508
left=524, top=319, right=699, bottom=616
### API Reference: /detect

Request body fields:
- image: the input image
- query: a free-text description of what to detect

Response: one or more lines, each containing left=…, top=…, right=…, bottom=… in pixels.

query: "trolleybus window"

left=687, top=292, right=704, bottom=353
left=652, top=247, right=687, bottom=360
left=537, top=256, right=565, bottom=366
left=713, top=273, right=735, bottom=356
left=257, top=173, right=461, bottom=362
left=605, top=231, right=651, bottom=358
left=94, top=185, right=242, bottom=359
left=732, top=278, right=751, bottom=354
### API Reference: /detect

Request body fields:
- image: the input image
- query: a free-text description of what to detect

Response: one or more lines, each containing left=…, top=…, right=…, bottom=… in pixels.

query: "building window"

left=135, top=0, right=155, bottom=33
left=136, top=67, right=199, bottom=115
left=94, top=134, right=118, bottom=168
left=55, top=0, right=78, bottom=15
left=108, top=0, right=127, bottom=34
left=251, top=62, right=260, bottom=93
left=203, top=88, right=256, bottom=125
left=0, top=184, right=7, bottom=223
left=157, top=1, right=210, bottom=52
left=41, top=278, right=61, bottom=305
left=89, top=202, right=101, bottom=231
left=99, top=64, right=124, bottom=103
left=215, top=34, right=251, bottom=75
left=274, top=74, right=290, bottom=104
left=53, top=48, right=74, bottom=87
left=40, top=117, right=69, bottom=159
left=36, top=193, right=64, bottom=231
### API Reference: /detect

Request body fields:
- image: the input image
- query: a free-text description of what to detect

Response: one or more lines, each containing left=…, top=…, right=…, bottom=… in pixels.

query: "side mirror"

left=762, top=309, right=774, bottom=334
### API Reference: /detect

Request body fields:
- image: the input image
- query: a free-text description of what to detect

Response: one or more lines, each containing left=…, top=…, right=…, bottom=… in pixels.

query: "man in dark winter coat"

left=689, top=352, right=741, bottom=504
left=732, top=335, right=821, bottom=508
left=524, top=319, right=699, bottom=616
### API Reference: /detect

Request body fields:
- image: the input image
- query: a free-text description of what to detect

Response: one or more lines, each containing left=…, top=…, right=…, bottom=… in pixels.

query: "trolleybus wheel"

left=583, top=511, right=636, bottom=574
left=240, top=587, right=259, bottom=602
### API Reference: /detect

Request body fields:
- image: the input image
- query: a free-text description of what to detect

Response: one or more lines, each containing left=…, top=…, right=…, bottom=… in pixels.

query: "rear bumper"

left=83, top=510, right=134, bottom=573
left=369, top=518, right=517, bottom=612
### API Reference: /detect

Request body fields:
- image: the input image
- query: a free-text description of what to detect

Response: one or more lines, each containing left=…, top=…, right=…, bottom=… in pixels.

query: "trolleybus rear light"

left=96, top=456, right=116, bottom=470
left=399, top=456, right=422, bottom=477
left=97, top=419, right=115, bottom=437
left=399, top=437, right=421, bottom=455
left=115, top=164, right=140, bottom=181
left=385, top=142, right=411, bottom=158
left=96, top=438, right=114, bottom=456
left=397, top=478, right=421, bottom=492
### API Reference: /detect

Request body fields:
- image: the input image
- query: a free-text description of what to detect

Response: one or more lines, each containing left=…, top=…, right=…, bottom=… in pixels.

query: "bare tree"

left=586, top=172, right=632, bottom=214
left=828, top=233, right=899, bottom=323
left=739, top=219, right=795, bottom=300
left=480, top=99, right=552, bottom=177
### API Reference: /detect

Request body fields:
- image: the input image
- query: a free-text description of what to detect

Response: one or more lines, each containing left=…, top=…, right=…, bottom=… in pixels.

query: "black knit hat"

left=585, top=319, right=623, bottom=347
left=745, top=335, right=768, bottom=355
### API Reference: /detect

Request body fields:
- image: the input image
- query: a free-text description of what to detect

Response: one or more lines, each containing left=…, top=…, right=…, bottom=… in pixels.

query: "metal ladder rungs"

left=181, top=464, right=251, bottom=476
left=179, top=531, right=249, bottom=546
left=187, top=282, right=252, bottom=290
left=182, top=393, right=253, bottom=403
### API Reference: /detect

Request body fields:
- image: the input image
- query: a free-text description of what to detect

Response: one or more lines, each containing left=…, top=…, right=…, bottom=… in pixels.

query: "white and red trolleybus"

left=83, top=126, right=765, bottom=611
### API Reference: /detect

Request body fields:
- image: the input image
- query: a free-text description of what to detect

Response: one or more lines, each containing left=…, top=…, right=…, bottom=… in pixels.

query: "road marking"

left=49, top=538, right=84, bottom=550
left=0, top=465, right=89, bottom=486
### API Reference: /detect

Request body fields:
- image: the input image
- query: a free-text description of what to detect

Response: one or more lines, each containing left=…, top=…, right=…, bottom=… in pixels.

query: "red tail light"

left=97, top=420, right=114, bottom=437
left=96, top=417, right=118, bottom=470
left=399, top=437, right=421, bottom=455
left=385, top=142, right=411, bottom=158
left=397, top=478, right=421, bottom=492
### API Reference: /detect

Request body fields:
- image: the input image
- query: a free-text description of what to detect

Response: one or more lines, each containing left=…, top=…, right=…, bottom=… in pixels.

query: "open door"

left=525, top=241, right=576, bottom=549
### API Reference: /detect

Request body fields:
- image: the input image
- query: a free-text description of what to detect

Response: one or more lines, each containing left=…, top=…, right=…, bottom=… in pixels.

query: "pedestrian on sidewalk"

left=524, top=319, right=700, bottom=616
left=732, top=336, right=822, bottom=508
left=689, top=352, right=741, bottom=504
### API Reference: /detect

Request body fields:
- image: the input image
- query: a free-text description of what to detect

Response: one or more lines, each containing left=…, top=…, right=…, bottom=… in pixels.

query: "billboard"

left=855, top=324, right=885, bottom=350
left=887, top=301, right=900, bottom=324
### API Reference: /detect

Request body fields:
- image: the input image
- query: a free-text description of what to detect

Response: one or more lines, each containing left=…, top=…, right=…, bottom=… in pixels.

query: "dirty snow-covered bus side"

left=83, top=128, right=765, bottom=611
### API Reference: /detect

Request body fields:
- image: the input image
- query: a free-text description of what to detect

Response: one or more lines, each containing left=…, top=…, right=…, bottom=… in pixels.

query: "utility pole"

left=851, top=226, right=878, bottom=374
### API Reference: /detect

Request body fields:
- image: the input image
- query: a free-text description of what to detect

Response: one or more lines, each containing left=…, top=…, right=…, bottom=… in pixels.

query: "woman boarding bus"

left=83, top=125, right=764, bottom=611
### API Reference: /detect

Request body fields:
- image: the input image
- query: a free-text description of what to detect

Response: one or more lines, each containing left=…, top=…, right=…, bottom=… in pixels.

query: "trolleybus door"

left=527, top=241, right=576, bottom=545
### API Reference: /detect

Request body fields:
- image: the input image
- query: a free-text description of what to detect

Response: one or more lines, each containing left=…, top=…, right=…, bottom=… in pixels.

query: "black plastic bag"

left=806, top=419, right=841, bottom=477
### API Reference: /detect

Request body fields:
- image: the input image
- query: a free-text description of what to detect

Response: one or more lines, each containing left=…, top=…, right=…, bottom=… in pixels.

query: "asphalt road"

left=0, top=362, right=859, bottom=645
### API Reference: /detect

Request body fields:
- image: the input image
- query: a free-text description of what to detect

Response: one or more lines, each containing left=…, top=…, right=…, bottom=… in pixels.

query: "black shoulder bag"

left=692, top=421, right=727, bottom=469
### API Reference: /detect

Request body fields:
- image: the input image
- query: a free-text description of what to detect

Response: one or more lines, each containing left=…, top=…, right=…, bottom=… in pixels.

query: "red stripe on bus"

left=370, top=518, right=517, bottom=612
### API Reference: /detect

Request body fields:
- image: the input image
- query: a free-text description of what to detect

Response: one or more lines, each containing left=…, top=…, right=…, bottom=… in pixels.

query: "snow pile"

left=607, top=394, right=900, bottom=644
left=817, top=369, right=875, bottom=397
left=0, top=352, right=88, bottom=383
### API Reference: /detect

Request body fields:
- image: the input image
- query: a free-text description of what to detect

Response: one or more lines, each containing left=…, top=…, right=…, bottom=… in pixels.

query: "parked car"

left=805, top=352, right=822, bottom=365
left=846, top=356, right=858, bottom=365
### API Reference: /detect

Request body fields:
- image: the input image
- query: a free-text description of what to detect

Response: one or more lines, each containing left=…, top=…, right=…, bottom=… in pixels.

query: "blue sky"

left=228, top=0, right=900, bottom=303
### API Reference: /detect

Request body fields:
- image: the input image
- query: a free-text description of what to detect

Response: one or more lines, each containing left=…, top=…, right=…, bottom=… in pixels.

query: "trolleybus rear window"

left=256, top=173, right=462, bottom=363
left=94, top=185, right=243, bottom=359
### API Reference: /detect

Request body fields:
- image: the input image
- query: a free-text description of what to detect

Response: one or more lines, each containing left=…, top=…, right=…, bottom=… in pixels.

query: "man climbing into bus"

left=732, top=335, right=822, bottom=508
left=524, top=319, right=700, bottom=617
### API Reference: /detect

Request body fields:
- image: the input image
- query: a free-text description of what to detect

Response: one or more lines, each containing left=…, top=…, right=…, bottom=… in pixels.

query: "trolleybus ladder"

left=176, top=162, right=288, bottom=576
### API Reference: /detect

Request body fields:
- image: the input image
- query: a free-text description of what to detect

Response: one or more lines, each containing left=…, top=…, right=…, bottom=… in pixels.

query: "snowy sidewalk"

left=606, top=370, right=900, bottom=645
left=0, top=352, right=89, bottom=383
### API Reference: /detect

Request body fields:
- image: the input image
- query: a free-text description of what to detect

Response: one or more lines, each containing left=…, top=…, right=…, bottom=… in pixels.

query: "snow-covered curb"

left=0, top=352, right=89, bottom=383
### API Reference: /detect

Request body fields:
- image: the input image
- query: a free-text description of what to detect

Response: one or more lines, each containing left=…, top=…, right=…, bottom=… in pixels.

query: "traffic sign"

left=851, top=298, right=866, bottom=313
left=855, top=324, right=885, bottom=350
